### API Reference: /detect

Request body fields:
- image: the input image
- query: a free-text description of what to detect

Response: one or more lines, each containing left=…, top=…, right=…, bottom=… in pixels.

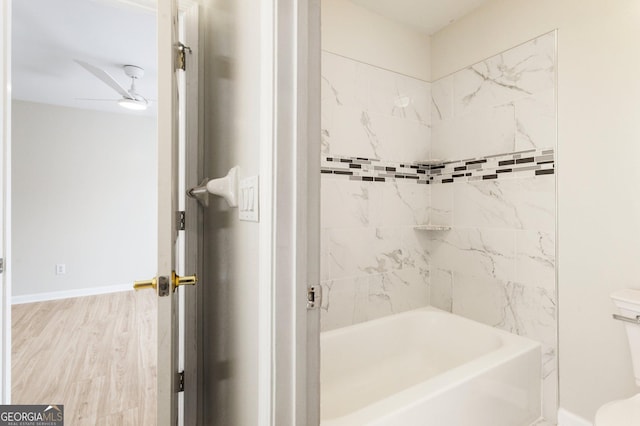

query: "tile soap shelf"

left=414, top=225, right=452, bottom=231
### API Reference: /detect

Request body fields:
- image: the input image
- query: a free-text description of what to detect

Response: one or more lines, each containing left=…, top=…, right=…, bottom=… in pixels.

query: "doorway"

left=10, top=0, right=159, bottom=422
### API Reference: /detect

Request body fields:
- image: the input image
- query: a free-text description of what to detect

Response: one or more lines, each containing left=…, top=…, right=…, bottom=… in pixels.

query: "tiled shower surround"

left=320, top=50, right=432, bottom=331
left=320, top=31, right=557, bottom=418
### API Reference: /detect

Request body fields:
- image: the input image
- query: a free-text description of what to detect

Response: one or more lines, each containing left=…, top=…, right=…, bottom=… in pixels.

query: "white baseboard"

left=12, top=283, right=132, bottom=305
left=558, top=408, right=593, bottom=426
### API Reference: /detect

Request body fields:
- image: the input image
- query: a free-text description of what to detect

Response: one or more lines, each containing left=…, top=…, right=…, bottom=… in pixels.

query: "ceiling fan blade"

left=75, top=60, right=132, bottom=99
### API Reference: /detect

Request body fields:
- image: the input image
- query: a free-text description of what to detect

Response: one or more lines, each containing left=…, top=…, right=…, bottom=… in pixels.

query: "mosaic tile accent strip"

left=321, top=148, right=555, bottom=184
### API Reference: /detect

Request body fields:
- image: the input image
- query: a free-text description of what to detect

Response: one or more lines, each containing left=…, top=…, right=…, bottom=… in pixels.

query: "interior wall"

left=200, top=0, right=262, bottom=424
left=321, top=0, right=431, bottom=81
left=431, top=0, right=640, bottom=421
left=11, top=100, right=157, bottom=299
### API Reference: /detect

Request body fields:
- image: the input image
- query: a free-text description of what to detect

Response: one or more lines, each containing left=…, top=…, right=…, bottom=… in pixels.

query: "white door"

left=153, top=1, right=202, bottom=423
left=155, top=0, right=186, bottom=423
left=156, top=0, right=180, bottom=423
left=131, top=0, right=191, bottom=424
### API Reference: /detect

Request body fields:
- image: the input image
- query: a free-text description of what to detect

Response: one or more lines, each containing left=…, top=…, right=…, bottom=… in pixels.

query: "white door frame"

left=0, top=0, right=11, bottom=405
left=270, top=0, right=321, bottom=424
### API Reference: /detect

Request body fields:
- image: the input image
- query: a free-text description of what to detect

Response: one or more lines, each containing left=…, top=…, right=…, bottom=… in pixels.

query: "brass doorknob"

left=133, top=273, right=197, bottom=292
left=173, top=271, right=197, bottom=288
left=133, top=277, right=157, bottom=291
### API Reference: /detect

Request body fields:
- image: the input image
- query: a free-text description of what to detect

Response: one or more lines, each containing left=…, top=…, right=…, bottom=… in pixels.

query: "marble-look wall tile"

left=398, top=118, right=431, bottom=162
left=451, top=273, right=509, bottom=326
left=452, top=176, right=555, bottom=232
left=322, top=51, right=431, bottom=163
left=430, top=227, right=516, bottom=284
left=330, top=106, right=387, bottom=159
left=430, top=268, right=453, bottom=312
left=400, top=227, right=431, bottom=272
left=394, top=75, right=432, bottom=126
left=362, top=62, right=431, bottom=127
left=321, top=51, right=367, bottom=109
left=360, top=269, right=429, bottom=320
left=321, top=229, right=329, bottom=282
left=371, top=182, right=431, bottom=227
left=430, top=119, right=458, bottom=161
left=498, top=33, right=555, bottom=95
left=321, top=50, right=433, bottom=331
left=326, top=217, right=434, bottom=282
left=320, top=268, right=429, bottom=332
left=509, top=175, right=556, bottom=233
left=453, top=33, right=555, bottom=116
left=371, top=115, right=430, bottom=163
left=320, top=102, right=337, bottom=156
left=432, top=103, right=516, bottom=160
left=515, top=230, right=556, bottom=291
left=320, top=277, right=363, bottom=331
left=496, top=283, right=556, bottom=351
left=494, top=281, right=557, bottom=421
left=515, top=89, right=556, bottom=151
left=431, top=32, right=556, bottom=162
left=431, top=75, right=454, bottom=125
left=321, top=179, right=371, bottom=229
left=452, top=180, right=522, bottom=229
left=328, top=226, right=402, bottom=280
left=430, top=183, right=453, bottom=226
left=321, top=52, right=365, bottom=156
left=543, top=366, right=558, bottom=421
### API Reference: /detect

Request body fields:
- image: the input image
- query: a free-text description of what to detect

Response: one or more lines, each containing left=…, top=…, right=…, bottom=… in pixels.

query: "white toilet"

left=595, top=289, right=640, bottom=425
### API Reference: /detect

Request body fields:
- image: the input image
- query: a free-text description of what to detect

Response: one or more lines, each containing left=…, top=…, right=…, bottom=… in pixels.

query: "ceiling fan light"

left=118, top=98, right=148, bottom=111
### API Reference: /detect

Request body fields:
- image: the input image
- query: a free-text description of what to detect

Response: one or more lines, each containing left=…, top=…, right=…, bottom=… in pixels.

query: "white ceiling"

left=12, top=0, right=487, bottom=117
left=350, top=0, right=490, bottom=35
left=12, top=0, right=157, bottom=116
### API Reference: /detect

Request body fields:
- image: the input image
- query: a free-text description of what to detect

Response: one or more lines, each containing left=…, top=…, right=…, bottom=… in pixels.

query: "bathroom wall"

left=430, top=0, right=640, bottom=422
left=320, top=51, right=432, bottom=331
left=428, top=32, right=557, bottom=420
left=321, top=0, right=431, bottom=81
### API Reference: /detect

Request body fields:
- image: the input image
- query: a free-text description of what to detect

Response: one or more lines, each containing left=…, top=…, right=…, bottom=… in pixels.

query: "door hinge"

left=307, top=285, right=322, bottom=310
left=0, top=258, right=4, bottom=274
left=177, top=211, right=185, bottom=231
left=176, top=42, right=192, bottom=71
left=177, top=370, right=185, bottom=392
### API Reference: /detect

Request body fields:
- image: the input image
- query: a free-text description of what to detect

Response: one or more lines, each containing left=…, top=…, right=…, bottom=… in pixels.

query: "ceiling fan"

left=75, top=60, right=151, bottom=111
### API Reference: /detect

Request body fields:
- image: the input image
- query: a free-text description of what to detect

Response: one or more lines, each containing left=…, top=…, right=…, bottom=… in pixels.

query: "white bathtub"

left=321, top=307, right=541, bottom=426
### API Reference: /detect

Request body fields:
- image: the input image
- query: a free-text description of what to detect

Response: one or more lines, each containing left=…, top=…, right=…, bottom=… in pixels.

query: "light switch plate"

left=239, top=175, right=259, bottom=222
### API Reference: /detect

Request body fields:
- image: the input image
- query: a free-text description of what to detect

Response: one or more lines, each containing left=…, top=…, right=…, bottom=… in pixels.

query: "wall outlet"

left=55, top=264, right=66, bottom=275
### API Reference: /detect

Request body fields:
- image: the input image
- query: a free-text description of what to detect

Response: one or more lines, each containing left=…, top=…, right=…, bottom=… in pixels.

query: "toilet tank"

left=612, top=289, right=640, bottom=386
